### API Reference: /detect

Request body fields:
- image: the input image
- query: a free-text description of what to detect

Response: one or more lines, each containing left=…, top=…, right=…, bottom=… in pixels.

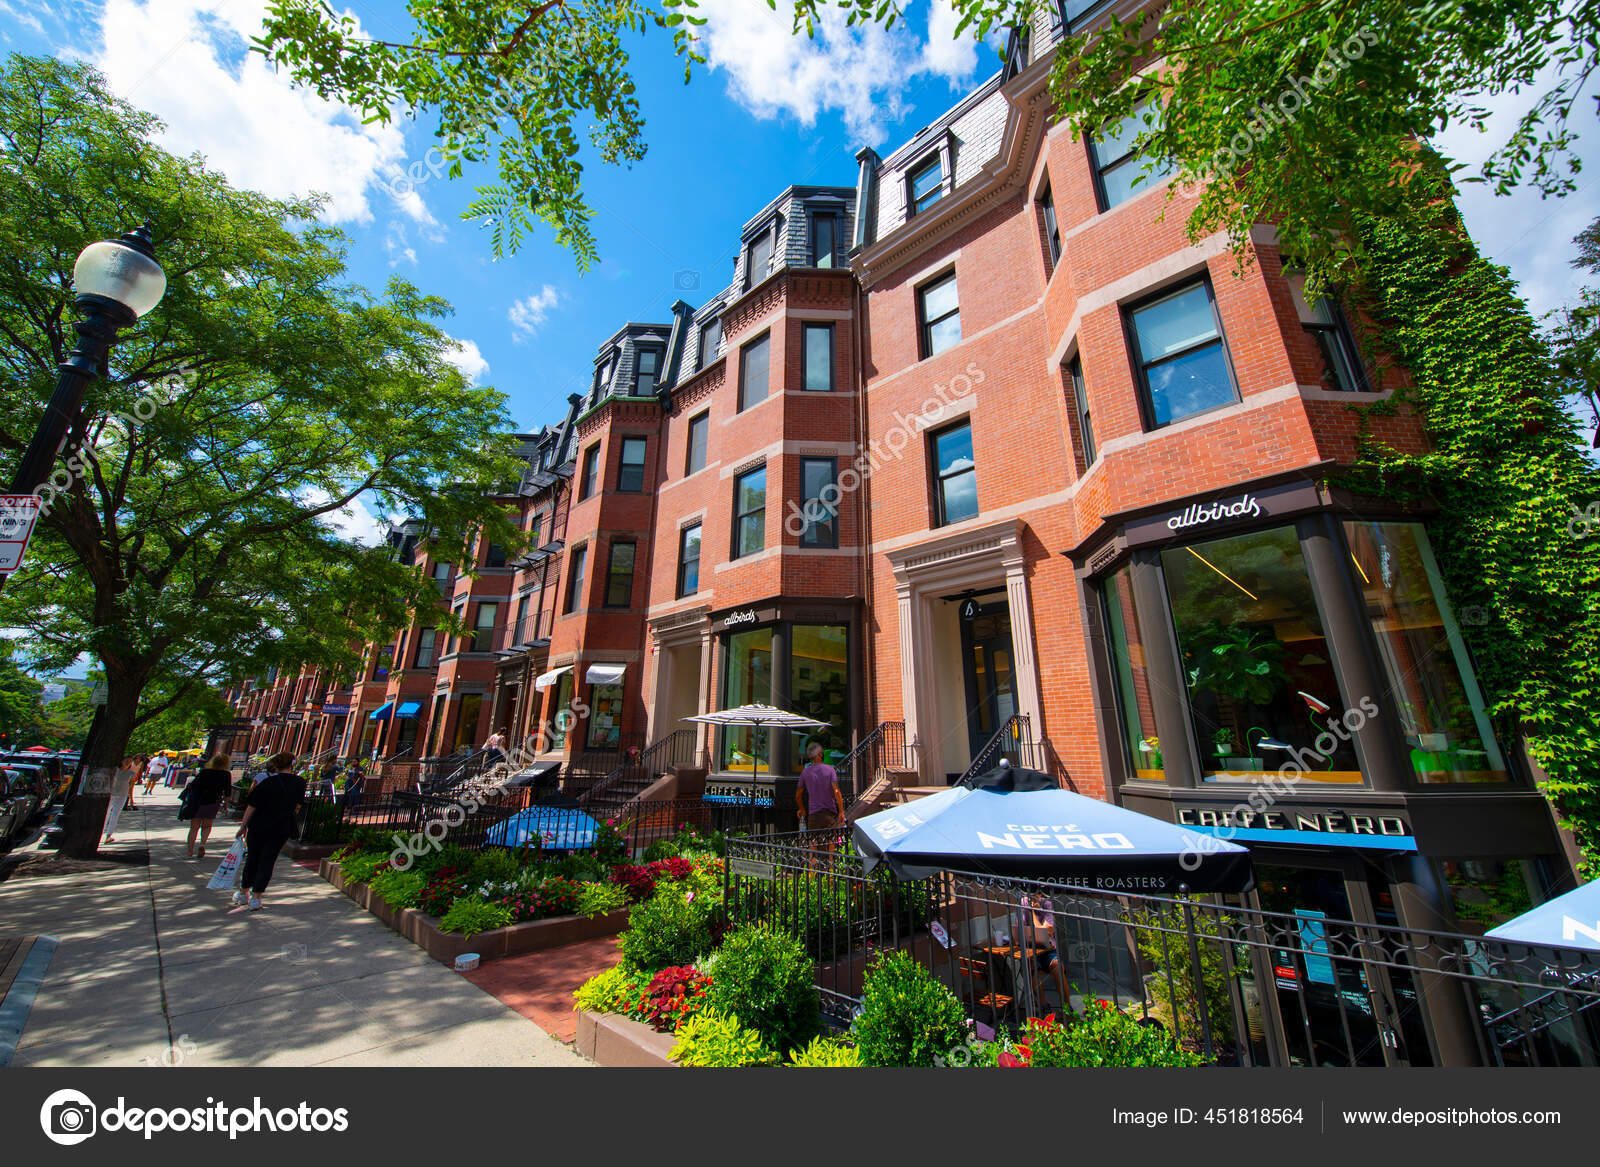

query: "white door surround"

left=885, top=516, right=1044, bottom=782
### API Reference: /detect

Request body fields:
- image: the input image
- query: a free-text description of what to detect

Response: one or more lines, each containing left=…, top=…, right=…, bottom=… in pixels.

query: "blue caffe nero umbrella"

left=852, top=764, right=1253, bottom=894
left=1485, top=877, right=1600, bottom=952
left=484, top=805, right=600, bottom=851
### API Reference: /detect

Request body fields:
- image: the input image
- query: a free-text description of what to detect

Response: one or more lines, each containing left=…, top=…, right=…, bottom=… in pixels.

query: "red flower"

left=997, top=1049, right=1030, bottom=1068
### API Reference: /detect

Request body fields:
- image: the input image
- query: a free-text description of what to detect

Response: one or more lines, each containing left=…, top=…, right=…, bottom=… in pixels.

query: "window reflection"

left=1103, top=567, right=1164, bottom=780
left=1160, top=526, right=1361, bottom=783
left=790, top=625, right=848, bottom=769
left=1344, top=522, right=1507, bottom=783
left=723, top=628, right=772, bottom=771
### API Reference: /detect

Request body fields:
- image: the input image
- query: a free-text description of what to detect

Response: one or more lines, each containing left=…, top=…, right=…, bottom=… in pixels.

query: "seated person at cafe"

left=1021, top=893, right=1070, bottom=1006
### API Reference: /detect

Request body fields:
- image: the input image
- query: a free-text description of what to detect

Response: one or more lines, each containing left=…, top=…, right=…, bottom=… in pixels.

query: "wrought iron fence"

left=295, top=788, right=772, bottom=858
left=724, top=831, right=1600, bottom=1068
left=958, top=714, right=1039, bottom=784
left=835, top=721, right=909, bottom=807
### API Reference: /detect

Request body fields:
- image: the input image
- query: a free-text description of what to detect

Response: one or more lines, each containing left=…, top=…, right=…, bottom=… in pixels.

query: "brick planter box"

left=573, top=1008, right=678, bottom=1068
left=317, top=858, right=628, bottom=966
left=283, top=840, right=341, bottom=862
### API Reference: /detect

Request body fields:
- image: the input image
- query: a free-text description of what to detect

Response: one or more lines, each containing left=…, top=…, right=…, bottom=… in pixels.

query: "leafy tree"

left=0, top=638, right=47, bottom=748
left=35, top=682, right=96, bottom=752
left=255, top=0, right=1599, bottom=272
left=0, top=56, right=524, bottom=855
left=1551, top=216, right=1600, bottom=447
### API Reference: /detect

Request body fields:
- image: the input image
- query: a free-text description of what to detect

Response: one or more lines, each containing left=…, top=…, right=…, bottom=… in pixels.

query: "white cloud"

left=1430, top=70, right=1600, bottom=321
left=385, top=221, right=418, bottom=267
left=693, top=0, right=988, bottom=144
left=443, top=337, right=490, bottom=384
left=0, top=0, right=45, bottom=36
left=87, top=0, right=433, bottom=228
left=301, top=488, right=388, bottom=546
left=509, top=285, right=562, bottom=340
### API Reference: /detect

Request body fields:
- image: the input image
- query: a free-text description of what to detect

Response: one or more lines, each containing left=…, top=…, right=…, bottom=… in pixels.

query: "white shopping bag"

left=206, top=838, right=246, bottom=891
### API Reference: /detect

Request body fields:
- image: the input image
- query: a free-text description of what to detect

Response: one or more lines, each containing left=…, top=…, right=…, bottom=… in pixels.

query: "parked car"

left=0, top=768, right=41, bottom=847
left=1, top=754, right=69, bottom=802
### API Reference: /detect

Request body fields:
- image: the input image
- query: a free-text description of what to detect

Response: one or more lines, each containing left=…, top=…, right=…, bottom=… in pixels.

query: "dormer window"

left=909, top=155, right=945, bottom=215
left=812, top=213, right=840, bottom=268
left=743, top=218, right=780, bottom=291
left=635, top=345, right=663, bottom=395
left=594, top=353, right=615, bottom=395
left=697, top=317, right=722, bottom=370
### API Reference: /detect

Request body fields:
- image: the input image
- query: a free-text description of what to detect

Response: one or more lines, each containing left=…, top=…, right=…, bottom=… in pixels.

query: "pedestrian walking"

left=484, top=728, right=507, bottom=765
left=144, top=753, right=169, bottom=794
left=102, top=755, right=140, bottom=842
left=795, top=741, right=845, bottom=831
left=181, top=752, right=234, bottom=860
left=232, top=751, right=306, bottom=911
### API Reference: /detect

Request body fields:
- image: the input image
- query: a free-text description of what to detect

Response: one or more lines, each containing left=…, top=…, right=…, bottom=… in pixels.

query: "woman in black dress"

left=183, top=752, right=235, bottom=860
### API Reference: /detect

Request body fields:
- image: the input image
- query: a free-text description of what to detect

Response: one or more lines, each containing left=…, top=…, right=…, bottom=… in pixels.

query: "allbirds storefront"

left=1074, top=470, right=1579, bottom=1066
left=706, top=598, right=861, bottom=808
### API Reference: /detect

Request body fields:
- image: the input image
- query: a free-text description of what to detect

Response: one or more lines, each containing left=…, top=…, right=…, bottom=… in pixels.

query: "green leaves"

left=0, top=55, right=520, bottom=762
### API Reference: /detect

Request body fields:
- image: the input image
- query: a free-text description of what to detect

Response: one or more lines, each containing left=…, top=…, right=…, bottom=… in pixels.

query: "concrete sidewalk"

left=0, top=787, right=588, bottom=1068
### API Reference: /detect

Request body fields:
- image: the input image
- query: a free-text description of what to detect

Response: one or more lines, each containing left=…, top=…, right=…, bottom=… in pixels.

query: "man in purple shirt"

left=795, top=742, right=845, bottom=831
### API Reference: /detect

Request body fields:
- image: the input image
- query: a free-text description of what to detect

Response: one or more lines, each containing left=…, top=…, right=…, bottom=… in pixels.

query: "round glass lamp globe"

left=72, top=239, right=167, bottom=317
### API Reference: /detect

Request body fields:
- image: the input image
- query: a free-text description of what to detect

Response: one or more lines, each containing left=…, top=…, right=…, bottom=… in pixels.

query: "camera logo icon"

left=673, top=269, right=701, bottom=291
left=40, top=1088, right=97, bottom=1145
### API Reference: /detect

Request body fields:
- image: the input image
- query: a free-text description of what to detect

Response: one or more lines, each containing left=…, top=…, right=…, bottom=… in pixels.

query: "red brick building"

left=223, top=10, right=1575, bottom=1036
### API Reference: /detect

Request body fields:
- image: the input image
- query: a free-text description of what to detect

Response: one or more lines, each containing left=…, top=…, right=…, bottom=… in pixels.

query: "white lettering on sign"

left=1166, top=493, right=1263, bottom=532
left=0, top=494, right=42, bottom=572
left=977, top=830, right=1135, bottom=852
left=723, top=609, right=758, bottom=628
left=1563, top=915, right=1600, bottom=946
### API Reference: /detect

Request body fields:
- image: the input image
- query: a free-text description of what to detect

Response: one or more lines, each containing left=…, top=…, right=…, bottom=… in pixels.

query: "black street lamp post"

left=4, top=224, right=165, bottom=857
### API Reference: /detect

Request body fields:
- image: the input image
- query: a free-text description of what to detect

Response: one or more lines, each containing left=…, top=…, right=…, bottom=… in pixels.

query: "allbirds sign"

left=1166, top=493, right=1262, bottom=532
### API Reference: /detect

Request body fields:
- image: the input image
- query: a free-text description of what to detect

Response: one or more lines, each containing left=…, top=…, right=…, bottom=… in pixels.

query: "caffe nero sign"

left=1176, top=803, right=1417, bottom=850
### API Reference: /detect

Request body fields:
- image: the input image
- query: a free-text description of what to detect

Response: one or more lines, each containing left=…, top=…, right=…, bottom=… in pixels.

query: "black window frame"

left=744, top=221, right=778, bottom=291
left=604, top=540, right=636, bottom=609
left=579, top=443, right=601, bottom=500
left=697, top=317, right=722, bottom=370
left=1088, top=99, right=1173, bottom=213
left=802, top=322, right=835, bottom=391
left=564, top=543, right=588, bottom=614
left=485, top=541, right=507, bottom=569
left=1068, top=354, right=1096, bottom=468
left=471, top=601, right=499, bottom=653
left=798, top=457, right=839, bottom=548
left=677, top=522, right=702, bottom=597
left=1123, top=277, right=1240, bottom=431
left=811, top=212, right=840, bottom=268
left=634, top=345, right=664, bottom=396
left=917, top=270, right=961, bottom=360
left=686, top=411, right=709, bottom=476
left=738, top=331, right=771, bottom=412
left=618, top=436, right=647, bottom=492
left=413, top=627, right=437, bottom=669
left=1039, top=178, right=1062, bottom=270
left=1285, top=269, right=1373, bottom=394
left=929, top=418, right=979, bottom=528
left=732, top=464, right=767, bottom=560
left=908, top=154, right=946, bottom=216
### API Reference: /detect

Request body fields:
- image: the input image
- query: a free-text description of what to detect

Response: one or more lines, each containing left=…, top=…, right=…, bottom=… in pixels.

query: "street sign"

left=0, top=494, right=42, bottom=572
left=90, top=683, right=108, bottom=706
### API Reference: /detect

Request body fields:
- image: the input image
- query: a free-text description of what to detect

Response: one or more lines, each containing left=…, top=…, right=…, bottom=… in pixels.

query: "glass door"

left=960, top=605, right=1015, bottom=760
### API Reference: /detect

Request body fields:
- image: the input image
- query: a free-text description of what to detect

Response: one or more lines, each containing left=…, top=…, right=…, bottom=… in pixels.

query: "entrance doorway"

left=959, top=600, right=1016, bottom=762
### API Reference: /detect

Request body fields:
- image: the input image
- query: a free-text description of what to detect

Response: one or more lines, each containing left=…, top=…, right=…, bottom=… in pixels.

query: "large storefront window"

left=1160, top=525, right=1360, bottom=783
left=1344, top=522, right=1508, bottom=784
left=789, top=624, right=849, bottom=768
left=549, top=673, right=574, bottom=751
left=1102, top=567, right=1164, bottom=781
left=723, top=628, right=773, bottom=770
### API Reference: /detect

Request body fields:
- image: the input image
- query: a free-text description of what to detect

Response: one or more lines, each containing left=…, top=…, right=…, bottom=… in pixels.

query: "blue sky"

left=2, top=0, right=1596, bottom=551
left=0, top=0, right=1000, bottom=489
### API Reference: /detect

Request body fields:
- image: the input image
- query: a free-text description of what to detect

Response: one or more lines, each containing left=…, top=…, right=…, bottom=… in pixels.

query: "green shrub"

left=439, top=895, right=514, bottom=936
left=786, top=1035, right=863, bottom=1067
left=467, top=848, right=523, bottom=887
left=348, top=826, right=398, bottom=851
left=851, top=949, right=966, bottom=1067
left=368, top=870, right=425, bottom=909
left=573, top=965, right=643, bottom=1015
left=545, top=852, right=611, bottom=882
left=1021, top=1006, right=1211, bottom=1068
left=617, top=881, right=721, bottom=972
left=576, top=880, right=631, bottom=918
left=336, top=848, right=389, bottom=885
left=704, top=924, right=819, bottom=1053
left=669, top=1010, right=779, bottom=1067
left=300, top=799, right=347, bottom=844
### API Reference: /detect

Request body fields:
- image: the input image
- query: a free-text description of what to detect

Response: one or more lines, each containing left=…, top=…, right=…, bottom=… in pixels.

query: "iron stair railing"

left=957, top=713, right=1036, bottom=785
